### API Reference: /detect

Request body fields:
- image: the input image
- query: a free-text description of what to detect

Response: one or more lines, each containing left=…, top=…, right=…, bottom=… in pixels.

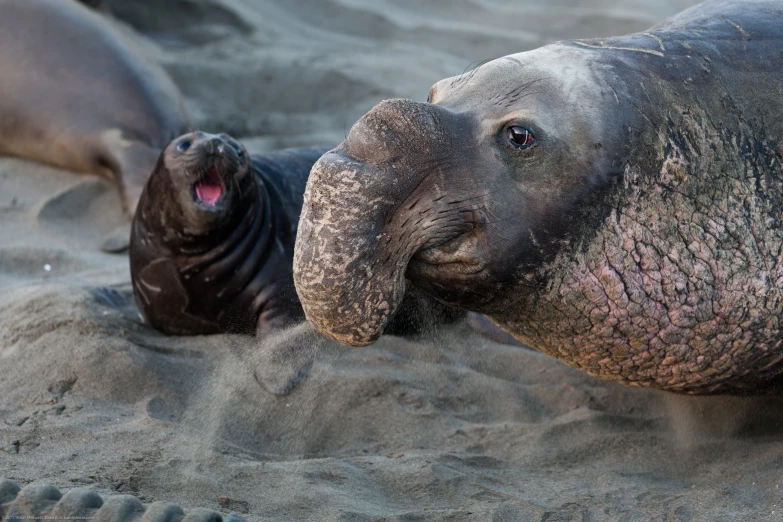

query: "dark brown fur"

left=131, top=133, right=322, bottom=335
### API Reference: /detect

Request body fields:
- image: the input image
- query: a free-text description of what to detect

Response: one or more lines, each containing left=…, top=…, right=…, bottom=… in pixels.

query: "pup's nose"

left=206, top=137, right=226, bottom=156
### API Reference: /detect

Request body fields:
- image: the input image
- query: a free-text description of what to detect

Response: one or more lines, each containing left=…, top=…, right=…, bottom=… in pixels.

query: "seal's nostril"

left=345, top=99, right=442, bottom=164
left=204, top=137, right=224, bottom=156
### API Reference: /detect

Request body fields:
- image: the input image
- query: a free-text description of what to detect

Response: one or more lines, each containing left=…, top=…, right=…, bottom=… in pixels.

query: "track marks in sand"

left=35, top=180, right=127, bottom=253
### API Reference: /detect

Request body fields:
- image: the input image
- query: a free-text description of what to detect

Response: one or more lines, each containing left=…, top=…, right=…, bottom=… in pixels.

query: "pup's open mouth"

left=194, top=168, right=225, bottom=206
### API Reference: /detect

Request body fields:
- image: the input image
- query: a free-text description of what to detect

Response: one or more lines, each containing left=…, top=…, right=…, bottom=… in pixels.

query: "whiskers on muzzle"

left=183, top=152, right=241, bottom=179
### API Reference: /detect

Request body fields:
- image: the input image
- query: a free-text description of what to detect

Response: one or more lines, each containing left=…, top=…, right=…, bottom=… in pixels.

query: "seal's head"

left=130, top=131, right=259, bottom=334
left=294, top=45, right=631, bottom=346
left=141, top=131, right=254, bottom=243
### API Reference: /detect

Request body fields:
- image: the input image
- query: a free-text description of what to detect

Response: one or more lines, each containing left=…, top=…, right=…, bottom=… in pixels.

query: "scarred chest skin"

left=495, top=4, right=783, bottom=393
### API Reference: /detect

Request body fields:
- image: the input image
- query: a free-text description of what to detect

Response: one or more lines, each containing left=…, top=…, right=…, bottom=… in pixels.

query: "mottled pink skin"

left=295, top=0, right=783, bottom=394
left=497, top=136, right=783, bottom=393
left=500, top=87, right=783, bottom=394
left=494, top=3, right=783, bottom=393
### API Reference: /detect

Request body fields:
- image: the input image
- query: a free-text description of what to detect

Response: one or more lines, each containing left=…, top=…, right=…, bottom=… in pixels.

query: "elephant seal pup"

left=129, top=132, right=463, bottom=337
left=294, top=0, right=783, bottom=394
left=0, top=0, right=189, bottom=250
left=130, top=132, right=324, bottom=335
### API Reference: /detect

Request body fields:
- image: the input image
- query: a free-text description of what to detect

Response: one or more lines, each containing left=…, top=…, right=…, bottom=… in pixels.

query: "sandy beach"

left=4, top=0, right=783, bottom=520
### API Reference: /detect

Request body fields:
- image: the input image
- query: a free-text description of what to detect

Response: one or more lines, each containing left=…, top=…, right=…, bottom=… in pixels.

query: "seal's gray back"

left=564, top=0, right=782, bottom=172
left=0, top=0, right=188, bottom=163
left=651, top=0, right=782, bottom=127
left=652, top=0, right=781, bottom=36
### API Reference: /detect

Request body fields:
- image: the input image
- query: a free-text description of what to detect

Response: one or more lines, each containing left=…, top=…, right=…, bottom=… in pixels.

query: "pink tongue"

left=195, top=169, right=223, bottom=206
left=196, top=184, right=222, bottom=205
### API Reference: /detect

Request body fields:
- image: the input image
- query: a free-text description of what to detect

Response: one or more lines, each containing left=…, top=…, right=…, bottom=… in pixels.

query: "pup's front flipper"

left=135, top=258, right=219, bottom=335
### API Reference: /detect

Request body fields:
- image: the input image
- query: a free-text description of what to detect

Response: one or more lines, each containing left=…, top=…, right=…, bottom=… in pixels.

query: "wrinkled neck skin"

left=494, top=34, right=783, bottom=394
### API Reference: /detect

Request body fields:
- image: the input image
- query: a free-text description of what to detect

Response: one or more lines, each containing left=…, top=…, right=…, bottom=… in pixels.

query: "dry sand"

left=3, top=0, right=783, bottom=520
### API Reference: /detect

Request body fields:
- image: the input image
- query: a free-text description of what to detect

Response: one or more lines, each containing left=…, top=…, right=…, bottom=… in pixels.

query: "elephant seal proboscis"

left=293, top=0, right=783, bottom=394
left=0, top=0, right=190, bottom=251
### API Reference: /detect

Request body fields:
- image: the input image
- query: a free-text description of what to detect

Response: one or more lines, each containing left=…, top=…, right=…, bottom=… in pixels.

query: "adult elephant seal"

left=294, top=0, right=783, bottom=395
left=129, top=132, right=462, bottom=337
left=0, top=0, right=189, bottom=251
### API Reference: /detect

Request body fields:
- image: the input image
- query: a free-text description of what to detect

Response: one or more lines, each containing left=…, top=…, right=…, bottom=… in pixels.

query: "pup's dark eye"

left=508, top=126, right=535, bottom=149
left=176, top=140, right=191, bottom=152
left=233, top=144, right=244, bottom=157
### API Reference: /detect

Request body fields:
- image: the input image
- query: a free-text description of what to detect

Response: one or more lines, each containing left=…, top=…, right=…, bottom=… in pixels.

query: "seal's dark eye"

left=176, top=140, right=191, bottom=152
left=233, top=145, right=244, bottom=157
left=508, top=126, right=535, bottom=149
